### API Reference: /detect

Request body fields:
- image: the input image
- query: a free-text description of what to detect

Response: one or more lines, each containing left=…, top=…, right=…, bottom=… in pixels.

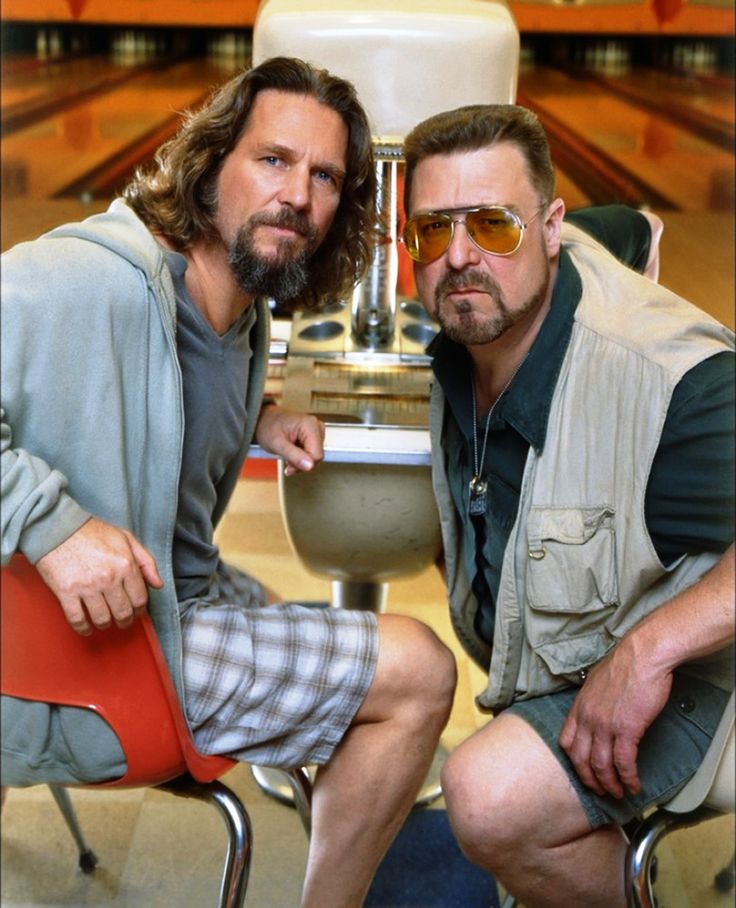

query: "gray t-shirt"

left=165, top=250, right=256, bottom=602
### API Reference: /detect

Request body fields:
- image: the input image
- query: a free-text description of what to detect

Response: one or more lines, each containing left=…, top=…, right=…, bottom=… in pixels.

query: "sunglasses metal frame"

left=401, top=205, right=543, bottom=264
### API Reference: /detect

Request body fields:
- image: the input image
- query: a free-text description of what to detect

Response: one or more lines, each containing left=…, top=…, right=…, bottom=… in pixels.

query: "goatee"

left=228, top=210, right=318, bottom=306
left=435, top=266, right=548, bottom=346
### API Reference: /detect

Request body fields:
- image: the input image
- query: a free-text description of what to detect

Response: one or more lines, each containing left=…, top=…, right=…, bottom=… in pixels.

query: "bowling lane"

left=3, top=55, right=122, bottom=113
left=2, top=55, right=161, bottom=134
left=611, top=67, right=734, bottom=130
left=518, top=65, right=735, bottom=211
left=582, top=66, right=734, bottom=152
left=2, top=58, right=241, bottom=200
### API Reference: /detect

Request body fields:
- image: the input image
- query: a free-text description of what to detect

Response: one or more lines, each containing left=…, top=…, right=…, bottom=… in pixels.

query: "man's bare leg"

left=300, top=614, right=457, bottom=908
left=441, top=713, right=628, bottom=908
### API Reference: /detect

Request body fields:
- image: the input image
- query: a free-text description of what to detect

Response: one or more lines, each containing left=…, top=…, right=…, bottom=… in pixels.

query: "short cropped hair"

left=403, top=104, right=555, bottom=214
left=124, top=56, right=376, bottom=310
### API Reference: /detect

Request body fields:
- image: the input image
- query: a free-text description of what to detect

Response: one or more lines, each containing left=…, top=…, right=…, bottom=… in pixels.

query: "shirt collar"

left=430, top=247, right=582, bottom=453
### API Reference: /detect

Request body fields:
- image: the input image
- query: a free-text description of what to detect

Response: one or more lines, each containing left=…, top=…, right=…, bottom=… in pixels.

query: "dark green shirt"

left=431, top=206, right=735, bottom=645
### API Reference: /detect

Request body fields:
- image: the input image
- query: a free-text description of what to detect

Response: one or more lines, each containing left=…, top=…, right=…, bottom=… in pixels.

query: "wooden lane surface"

left=518, top=65, right=735, bottom=211
left=1, top=54, right=179, bottom=135
left=3, top=55, right=132, bottom=116
left=605, top=67, right=735, bottom=130
left=1, top=58, right=242, bottom=201
left=578, top=66, right=734, bottom=150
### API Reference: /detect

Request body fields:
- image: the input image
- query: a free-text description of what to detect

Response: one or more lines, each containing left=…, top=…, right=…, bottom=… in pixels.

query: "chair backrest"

left=1, top=555, right=234, bottom=787
left=665, top=689, right=735, bottom=815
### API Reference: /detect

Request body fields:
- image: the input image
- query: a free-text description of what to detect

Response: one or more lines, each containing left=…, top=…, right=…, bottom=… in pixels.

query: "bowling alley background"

left=1, top=4, right=734, bottom=906
left=2, top=0, right=734, bottom=332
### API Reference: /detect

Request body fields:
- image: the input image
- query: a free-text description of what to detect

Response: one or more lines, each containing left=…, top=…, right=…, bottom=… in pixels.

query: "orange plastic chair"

left=1, top=554, right=312, bottom=906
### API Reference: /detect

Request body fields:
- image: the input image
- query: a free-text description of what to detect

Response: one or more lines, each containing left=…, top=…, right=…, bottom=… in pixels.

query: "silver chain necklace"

left=469, top=362, right=524, bottom=517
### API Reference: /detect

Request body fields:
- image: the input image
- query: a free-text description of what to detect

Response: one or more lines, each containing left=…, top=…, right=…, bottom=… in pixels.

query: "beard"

left=434, top=263, right=549, bottom=346
left=228, top=209, right=319, bottom=305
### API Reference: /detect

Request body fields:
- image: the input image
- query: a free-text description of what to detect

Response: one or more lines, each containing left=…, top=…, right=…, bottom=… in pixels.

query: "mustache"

left=248, top=209, right=318, bottom=244
left=434, top=268, right=501, bottom=311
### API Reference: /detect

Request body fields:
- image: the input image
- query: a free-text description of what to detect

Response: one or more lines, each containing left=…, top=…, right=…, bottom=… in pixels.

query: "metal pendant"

left=468, top=475, right=488, bottom=517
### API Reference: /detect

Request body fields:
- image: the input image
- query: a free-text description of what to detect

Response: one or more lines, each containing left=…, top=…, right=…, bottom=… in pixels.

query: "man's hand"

left=255, top=402, right=325, bottom=476
left=558, top=641, right=672, bottom=799
left=36, top=517, right=163, bottom=636
left=559, top=547, right=734, bottom=800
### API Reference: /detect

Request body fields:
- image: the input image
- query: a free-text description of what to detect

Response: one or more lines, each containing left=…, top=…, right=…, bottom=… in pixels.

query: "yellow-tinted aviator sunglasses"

left=401, top=205, right=543, bottom=264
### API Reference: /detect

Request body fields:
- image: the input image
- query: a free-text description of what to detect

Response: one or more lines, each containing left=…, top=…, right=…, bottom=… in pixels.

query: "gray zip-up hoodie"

left=1, top=200, right=271, bottom=785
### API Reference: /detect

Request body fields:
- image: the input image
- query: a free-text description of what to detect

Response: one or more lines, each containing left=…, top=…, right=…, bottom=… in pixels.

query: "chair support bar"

left=286, top=767, right=313, bottom=836
left=48, top=785, right=99, bottom=874
left=625, top=805, right=718, bottom=908
left=159, top=775, right=253, bottom=908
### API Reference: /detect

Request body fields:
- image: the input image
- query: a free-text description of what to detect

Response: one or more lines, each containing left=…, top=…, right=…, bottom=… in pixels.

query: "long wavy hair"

left=403, top=104, right=555, bottom=215
left=124, top=56, right=377, bottom=310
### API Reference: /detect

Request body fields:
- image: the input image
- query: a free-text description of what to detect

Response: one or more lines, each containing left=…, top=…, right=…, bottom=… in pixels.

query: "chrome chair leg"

left=160, top=775, right=252, bottom=908
left=286, top=767, right=313, bottom=836
left=48, top=784, right=98, bottom=873
left=625, top=805, right=716, bottom=908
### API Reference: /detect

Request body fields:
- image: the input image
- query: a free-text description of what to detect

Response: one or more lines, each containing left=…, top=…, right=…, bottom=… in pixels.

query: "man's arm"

left=2, top=409, right=162, bottom=636
left=1, top=409, right=89, bottom=565
left=559, top=544, right=735, bottom=799
left=558, top=338, right=734, bottom=799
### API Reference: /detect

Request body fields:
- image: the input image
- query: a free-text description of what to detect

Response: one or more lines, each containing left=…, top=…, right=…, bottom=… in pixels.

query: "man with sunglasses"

left=401, top=103, right=734, bottom=907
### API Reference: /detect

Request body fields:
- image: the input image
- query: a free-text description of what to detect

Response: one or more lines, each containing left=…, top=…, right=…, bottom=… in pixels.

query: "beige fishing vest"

left=431, top=225, right=735, bottom=712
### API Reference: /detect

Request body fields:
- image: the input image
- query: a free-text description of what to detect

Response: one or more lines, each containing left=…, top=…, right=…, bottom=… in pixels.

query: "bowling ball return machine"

left=250, top=0, right=519, bottom=804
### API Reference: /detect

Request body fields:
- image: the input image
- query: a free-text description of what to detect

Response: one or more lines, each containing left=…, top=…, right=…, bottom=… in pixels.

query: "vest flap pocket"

left=534, top=631, right=615, bottom=679
left=526, top=506, right=618, bottom=613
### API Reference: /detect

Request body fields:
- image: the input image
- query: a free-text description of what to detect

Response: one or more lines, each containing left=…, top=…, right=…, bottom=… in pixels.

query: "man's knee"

left=440, top=725, right=544, bottom=863
left=441, top=715, right=597, bottom=866
left=374, top=615, right=457, bottom=721
left=440, top=743, right=514, bottom=864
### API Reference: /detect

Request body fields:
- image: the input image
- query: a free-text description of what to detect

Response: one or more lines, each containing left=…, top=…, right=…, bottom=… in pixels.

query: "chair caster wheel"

left=78, top=849, right=98, bottom=874
left=714, top=866, right=735, bottom=893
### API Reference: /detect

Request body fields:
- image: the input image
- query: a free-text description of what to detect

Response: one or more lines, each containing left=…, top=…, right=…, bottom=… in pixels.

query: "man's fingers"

left=126, top=533, right=163, bottom=589
left=103, top=583, right=140, bottom=628
left=613, top=736, right=642, bottom=795
left=560, top=725, right=607, bottom=796
left=590, top=736, right=624, bottom=799
left=59, top=592, right=113, bottom=634
left=558, top=714, right=576, bottom=750
left=58, top=595, right=93, bottom=636
left=82, top=592, right=117, bottom=631
left=280, top=443, right=317, bottom=474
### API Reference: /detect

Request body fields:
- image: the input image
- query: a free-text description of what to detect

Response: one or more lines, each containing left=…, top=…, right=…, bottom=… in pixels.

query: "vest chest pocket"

left=526, top=506, right=618, bottom=614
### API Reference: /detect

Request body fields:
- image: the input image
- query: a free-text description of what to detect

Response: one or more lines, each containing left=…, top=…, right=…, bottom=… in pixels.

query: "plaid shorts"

left=179, top=562, right=379, bottom=769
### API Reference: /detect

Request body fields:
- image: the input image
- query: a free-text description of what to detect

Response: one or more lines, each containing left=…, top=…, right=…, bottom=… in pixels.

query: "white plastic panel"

left=253, top=0, right=519, bottom=140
